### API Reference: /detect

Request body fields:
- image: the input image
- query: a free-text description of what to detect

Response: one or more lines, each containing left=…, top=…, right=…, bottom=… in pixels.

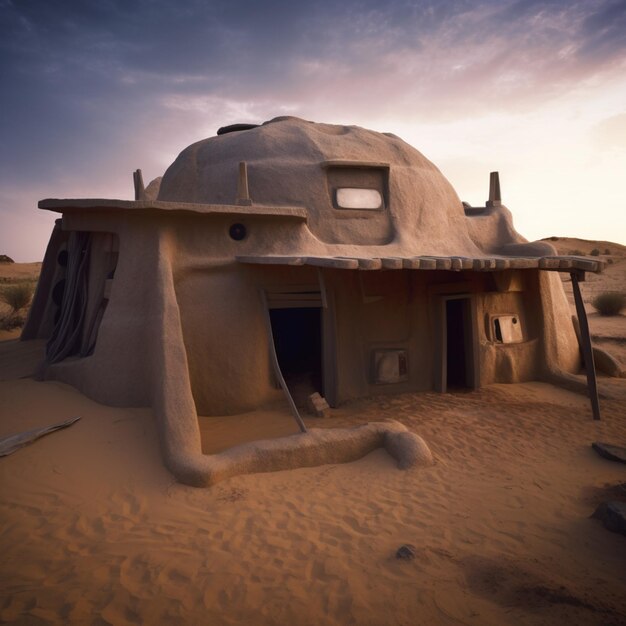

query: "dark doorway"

left=269, top=307, right=323, bottom=404
left=445, top=298, right=471, bottom=389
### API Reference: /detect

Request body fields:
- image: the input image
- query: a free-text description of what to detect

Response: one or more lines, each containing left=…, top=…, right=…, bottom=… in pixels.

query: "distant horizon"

left=2, top=0, right=625, bottom=261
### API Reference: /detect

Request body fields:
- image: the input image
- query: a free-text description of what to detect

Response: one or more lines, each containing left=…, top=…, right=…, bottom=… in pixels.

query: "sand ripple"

left=1, top=379, right=626, bottom=625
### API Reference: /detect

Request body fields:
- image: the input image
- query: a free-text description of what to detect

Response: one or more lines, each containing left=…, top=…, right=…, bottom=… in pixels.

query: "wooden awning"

left=237, top=255, right=604, bottom=273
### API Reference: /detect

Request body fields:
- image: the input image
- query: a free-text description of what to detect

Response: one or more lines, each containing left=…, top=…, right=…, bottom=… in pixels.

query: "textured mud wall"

left=26, top=116, right=586, bottom=484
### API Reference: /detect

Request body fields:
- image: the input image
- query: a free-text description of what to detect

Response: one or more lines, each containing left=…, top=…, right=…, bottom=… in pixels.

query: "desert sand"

left=1, top=247, right=625, bottom=626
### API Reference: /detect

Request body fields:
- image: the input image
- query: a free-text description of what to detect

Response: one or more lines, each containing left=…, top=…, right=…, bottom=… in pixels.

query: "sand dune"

left=1, top=247, right=625, bottom=625
left=1, top=351, right=625, bottom=624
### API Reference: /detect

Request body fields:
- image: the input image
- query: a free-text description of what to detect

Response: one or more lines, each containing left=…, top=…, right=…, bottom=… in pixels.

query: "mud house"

left=22, top=116, right=604, bottom=485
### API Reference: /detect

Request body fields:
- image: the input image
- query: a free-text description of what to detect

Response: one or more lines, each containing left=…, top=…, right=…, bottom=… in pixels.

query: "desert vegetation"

left=592, top=291, right=625, bottom=316
left=0, top=281, right=35, bottom=331
left=0, top=256, right=40, bottom=332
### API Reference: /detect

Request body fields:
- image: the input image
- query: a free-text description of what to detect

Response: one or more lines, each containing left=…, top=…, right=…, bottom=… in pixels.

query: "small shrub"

left=0, top=314, right=25, bottom=331
left=590, top=248, right=600, bottom=256
left=0, top=283, right=33, bottom=315
left=549, top=236, right=559, bottom=241
left=0, top=254, right=14, bottom=263
left=570, top=249, right=584, bottom=256
left=604, top=248, right=611, bottom=255
left=592, top=292, right=625, bottom=316
left=607, top=258, right=614, bottom=264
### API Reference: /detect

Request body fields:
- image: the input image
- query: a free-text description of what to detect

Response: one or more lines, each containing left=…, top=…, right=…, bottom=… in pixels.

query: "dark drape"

left=43, top=231, right=92, bottom=366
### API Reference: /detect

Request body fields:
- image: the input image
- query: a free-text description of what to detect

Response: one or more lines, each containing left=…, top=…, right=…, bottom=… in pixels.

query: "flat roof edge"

left=38, top=198, right=308, bottom=220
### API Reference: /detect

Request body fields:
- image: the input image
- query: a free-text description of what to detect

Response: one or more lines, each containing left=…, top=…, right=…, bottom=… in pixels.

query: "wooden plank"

left=508, top=258, right=539, bottom=269
left=381, top=257, right=403, bottom=270
left=402, top=258, right=422, bottom=269
left=539, top=257, right=561, bottom=269
left=572, top=258, right=601, bottom=272
left=424, top=257, right=451, bottom=270
left=354, top=258, right=382, bottom=270
left=451, top=257, right=462, bottom=271
left=237, top=255, right=305, bottom=265
left=305, top=257, right=359, bottom=269
left=267, top=293, right=322, bottom=303
left=417, top=258, right=437, bottom=270
left=570, top=272, right=601, bottom=421
left=494, top=258, right=510, bottom=270
left=260, top=290, right=308, bottom=433
left=267, top=300, right=322, bottom=309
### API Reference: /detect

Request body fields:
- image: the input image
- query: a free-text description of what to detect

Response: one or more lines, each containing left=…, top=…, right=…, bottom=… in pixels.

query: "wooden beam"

left=260, top=290, right=308, bottom=433
left=237, top=255, right=305, bottom=265
left=570, top=271, right=601, bottom=420
left=355, top=258, right=382, bottom=270
left=381, top=257, right=403, bottom=270
left=402, top=258, right=422, bottom=269
left=306, top=257, right=359, bottom=269
left=417, top=258, right=436, bottom=270
left=236, top=161, right=252, bottom=206
left=487, top=171, right=501, bottom=207
left=133, top=169, right=145, bottom=201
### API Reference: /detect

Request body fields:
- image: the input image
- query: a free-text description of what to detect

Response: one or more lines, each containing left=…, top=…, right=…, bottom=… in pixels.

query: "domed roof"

left=158, top=116, right=477, bottom=251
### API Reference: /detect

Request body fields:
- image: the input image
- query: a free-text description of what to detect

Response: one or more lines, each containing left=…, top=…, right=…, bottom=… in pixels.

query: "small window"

left=335, top=188, right=382, bottom=210
left=491, top=314, right=523, bottom=344
left=372, top=349, right=408, bottom=384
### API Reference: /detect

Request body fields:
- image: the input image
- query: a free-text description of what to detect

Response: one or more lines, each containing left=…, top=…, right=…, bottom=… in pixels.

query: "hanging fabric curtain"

left=44, top=231, right=92, bottom=366
left=79, top=233, right=118, bottom=357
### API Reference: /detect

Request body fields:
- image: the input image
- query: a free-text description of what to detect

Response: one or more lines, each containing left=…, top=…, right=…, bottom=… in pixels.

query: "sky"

left=1, top=0, right=625, bottom=262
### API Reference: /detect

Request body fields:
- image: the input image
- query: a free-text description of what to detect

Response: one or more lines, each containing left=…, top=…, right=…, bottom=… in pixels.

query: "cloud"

left=591, top=112, right=626, bottom=149
left=2, top=0, right=625, bottom=142
left=1, top=0, right=625, bottom=260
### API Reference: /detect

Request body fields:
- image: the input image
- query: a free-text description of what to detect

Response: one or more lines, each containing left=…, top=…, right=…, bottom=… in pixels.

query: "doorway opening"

left=444, top=297, right=474, bottom=390
left=269, top=307, right=323, bottom=406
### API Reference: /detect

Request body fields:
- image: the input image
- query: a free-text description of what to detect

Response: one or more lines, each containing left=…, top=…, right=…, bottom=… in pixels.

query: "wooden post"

left=487, top=171, right=501, bottom=207
left=260, top=290, right=307, bottom=433
left=570, top=271, right=601, bottom=420
left=237, top=161, right=252, bottom=205
left=133, top=169, right=145, bottom=201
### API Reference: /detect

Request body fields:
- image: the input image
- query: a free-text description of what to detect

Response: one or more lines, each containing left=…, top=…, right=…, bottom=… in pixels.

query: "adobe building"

left=22, top=116, right=606, bottom=486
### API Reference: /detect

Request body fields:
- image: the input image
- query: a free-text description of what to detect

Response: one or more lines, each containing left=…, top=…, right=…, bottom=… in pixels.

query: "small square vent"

left=373, top=349, right=408, bottom=384
left=492, top=314, right=523, bottom=344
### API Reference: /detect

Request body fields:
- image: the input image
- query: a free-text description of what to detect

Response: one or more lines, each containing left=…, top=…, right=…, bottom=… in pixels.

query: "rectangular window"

left=335, top=188, right=382, bottom=210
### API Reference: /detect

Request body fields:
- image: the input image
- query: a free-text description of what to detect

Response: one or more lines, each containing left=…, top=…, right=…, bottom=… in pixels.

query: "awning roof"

left=237, top=254, right=604, bottom=273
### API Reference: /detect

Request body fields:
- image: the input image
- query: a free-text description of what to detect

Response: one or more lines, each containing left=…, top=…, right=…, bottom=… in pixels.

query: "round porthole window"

left=229, top=223, right=247, bottom=241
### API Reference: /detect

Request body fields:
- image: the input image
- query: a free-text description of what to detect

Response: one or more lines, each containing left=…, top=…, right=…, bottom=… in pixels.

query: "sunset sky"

left=1, top=0, right=625, bottom=261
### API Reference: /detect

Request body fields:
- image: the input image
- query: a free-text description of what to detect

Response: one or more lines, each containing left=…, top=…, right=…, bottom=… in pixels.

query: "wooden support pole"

left=236, top=161, right=252, bottom=205
left=260, top=290, right=307, bottom=433
left=570, top=271, right=601, bottom=420
left=133, top=169, right=145, bottom=201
